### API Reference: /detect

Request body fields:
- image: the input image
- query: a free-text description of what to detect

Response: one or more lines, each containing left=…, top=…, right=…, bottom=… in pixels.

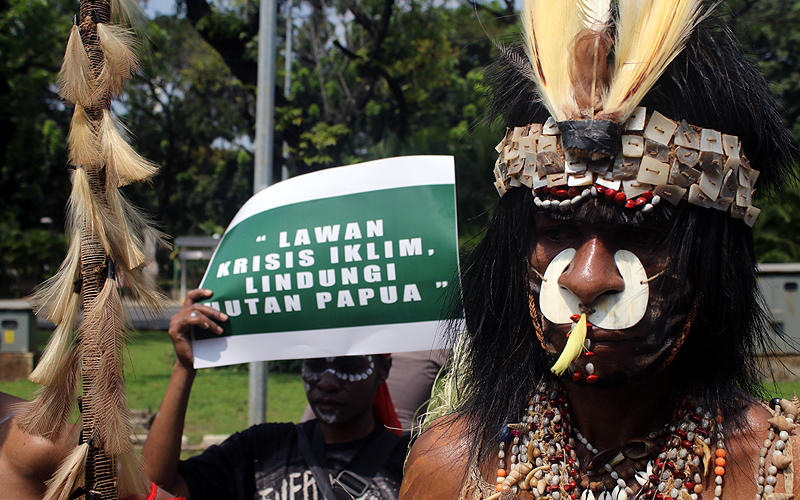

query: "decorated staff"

left=16, top=0, right=165, bottom=498
left=400, top=0, right=798, bottom=500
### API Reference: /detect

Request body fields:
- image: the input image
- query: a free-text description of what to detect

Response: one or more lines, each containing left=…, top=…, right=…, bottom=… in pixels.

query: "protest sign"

left=193, top=156, right=462, bottom=368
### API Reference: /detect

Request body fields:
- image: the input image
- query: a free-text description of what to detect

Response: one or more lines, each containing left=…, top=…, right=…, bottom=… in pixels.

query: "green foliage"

left=297, top=122, right=350, bottom=166
left=727, top=1, right=800, bottom=262
left=269, top=359, right=304, bottom=373
left=0, top=220, right=67, bottom=296
left=122, top=15, right=255, bottom=241
left=729, top=0, right=800, bottom=141
left=0, top=0, right=74, bottom=295
left=753, top=184, right=800, bottom=263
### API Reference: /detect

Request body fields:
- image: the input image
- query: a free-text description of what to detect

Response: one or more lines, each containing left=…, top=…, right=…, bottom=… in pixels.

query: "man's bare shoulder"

left=0, top=392, right=76, bottom=499
left=721, top=399, right=800, bottom=500
left=400, top=414, right=476, bottom=500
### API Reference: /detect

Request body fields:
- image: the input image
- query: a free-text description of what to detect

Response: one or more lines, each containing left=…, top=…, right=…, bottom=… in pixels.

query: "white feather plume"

left=602, top=0, right=706, bottom=122
left=520, top=0, right=583, bottom=121
left=579, top=0, right=612, bottom=30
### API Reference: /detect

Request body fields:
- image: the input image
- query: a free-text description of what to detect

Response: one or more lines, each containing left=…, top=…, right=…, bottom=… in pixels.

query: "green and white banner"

left=193, top=156, right=461, bottom=368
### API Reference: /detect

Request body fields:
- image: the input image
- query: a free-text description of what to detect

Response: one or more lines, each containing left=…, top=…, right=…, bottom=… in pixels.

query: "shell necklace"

left=492, top=379, right=725, bottom=500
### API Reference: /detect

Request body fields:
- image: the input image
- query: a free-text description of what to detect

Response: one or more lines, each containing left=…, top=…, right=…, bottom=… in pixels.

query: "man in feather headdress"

left=399, top=1, right=798, bottom=500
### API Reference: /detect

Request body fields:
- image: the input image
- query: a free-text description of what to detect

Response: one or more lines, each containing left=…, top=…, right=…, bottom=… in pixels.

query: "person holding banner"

left=141, top=288, right=409, bottom=500
left=398, top=1, right=800, bottom=500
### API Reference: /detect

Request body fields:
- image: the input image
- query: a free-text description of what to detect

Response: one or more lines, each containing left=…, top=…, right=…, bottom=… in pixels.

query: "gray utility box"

left=758, top=263, right=800, bottom=353
left=0, top=300, right=35, bottom=353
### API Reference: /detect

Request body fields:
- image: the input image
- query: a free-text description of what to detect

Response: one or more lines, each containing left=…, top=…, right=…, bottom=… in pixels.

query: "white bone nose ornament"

left=539, top=248, right=649, bottom=375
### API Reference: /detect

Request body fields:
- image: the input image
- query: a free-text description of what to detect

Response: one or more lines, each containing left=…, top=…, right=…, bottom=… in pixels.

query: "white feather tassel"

left=97, top=23, right=140, bottom=98
left=70, top=166, right=112, bottom=254
left=29, top=292, right=79, bottom=386
left=117, top=449, right=150, bottom=498
left=42, top=442, right=88, bottom=500
left=100, top=110, right=159, bottom=188
left=111, top=0, right=147, bottom=29
left=105, top=187, right=147, bottom=271
left=68, top=104, right=104, bottom=168
left=58, top=25, right=94, bottom=106
left=29, top=233, right=81, bottom=325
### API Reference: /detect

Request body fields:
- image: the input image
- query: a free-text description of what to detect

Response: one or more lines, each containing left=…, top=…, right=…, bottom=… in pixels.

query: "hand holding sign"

left=169, top=289, right=228, bottom=370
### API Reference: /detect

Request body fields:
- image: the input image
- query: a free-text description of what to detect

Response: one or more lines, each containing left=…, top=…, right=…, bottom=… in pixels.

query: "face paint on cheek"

left=539, top=248, right=649, bottom=329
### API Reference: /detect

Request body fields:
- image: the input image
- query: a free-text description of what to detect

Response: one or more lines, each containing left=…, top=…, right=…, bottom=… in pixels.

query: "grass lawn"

left=762, top=380, right=800, bottom=401
left=5, top=329, right=800, bottom=446
left=0, top=330, right=308, bottom=445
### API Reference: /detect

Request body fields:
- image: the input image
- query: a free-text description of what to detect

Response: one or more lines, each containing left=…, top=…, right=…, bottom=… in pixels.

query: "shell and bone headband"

left=493, top=107, right=762, bottom=226
left=491, top=0, right=766, bottom=227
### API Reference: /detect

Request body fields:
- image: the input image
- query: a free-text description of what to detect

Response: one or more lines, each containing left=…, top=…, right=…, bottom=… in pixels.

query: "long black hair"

left=449, top=11, right=796, bottom=464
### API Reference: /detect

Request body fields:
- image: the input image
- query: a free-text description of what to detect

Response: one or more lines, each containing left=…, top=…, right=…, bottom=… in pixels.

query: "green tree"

left=122, top=15, right=255, bottom=238
left=727, top=0, right=800, bottom=262
left=174, top=0, right=517, bottom=240
left=0, top=0, right=73, bottom=294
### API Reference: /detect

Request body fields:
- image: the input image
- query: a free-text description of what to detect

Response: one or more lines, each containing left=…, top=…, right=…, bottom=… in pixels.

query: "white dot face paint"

left=539, top=248, right=649, bottom=330
left=301, top=355, right=375, bottom=382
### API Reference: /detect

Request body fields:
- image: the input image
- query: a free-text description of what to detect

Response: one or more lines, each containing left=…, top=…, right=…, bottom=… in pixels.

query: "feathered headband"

left=491, top=0, right=785, bottom=225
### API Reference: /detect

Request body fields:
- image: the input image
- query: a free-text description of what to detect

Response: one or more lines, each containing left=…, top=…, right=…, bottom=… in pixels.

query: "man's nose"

left=557, top=238, right=625, bottom=306
left=316, top=370, right=342, bottom=391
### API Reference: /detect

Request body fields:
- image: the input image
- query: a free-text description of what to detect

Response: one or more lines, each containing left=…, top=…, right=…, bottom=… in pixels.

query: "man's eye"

left=336, top=361, right=368, bottom=374
left=539, top=228, right=575, bottom=243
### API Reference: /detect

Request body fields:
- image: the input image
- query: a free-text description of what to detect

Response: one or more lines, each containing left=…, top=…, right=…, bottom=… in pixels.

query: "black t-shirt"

left=178, top=420, right=409, bottom=500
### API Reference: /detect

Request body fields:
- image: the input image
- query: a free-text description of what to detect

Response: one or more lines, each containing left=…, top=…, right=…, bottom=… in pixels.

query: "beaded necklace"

left=757, top=397, right=799, bottom=499
left=492, top=379, right=725, bottom=500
